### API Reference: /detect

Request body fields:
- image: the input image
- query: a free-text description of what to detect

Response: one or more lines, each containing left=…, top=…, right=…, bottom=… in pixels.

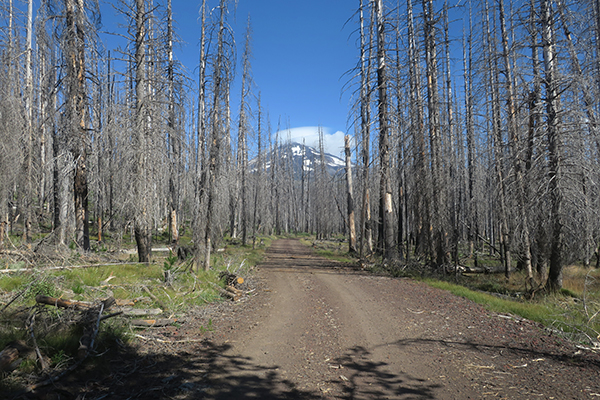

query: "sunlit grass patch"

left=424, top=275, right=600, bottom=345
left=425, top=279, right=555, bottom=322
left=562, top=265, right=600, bottom=297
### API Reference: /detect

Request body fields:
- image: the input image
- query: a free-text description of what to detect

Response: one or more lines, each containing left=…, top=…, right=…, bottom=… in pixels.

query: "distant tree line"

left=1, top=0, right=599, bottom=291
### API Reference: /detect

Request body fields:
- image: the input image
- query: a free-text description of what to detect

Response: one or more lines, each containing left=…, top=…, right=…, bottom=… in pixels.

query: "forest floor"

left=16, top=238, right=600, bottom=399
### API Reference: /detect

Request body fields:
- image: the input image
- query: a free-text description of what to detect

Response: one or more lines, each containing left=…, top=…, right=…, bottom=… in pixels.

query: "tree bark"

left=540, top=0, right=564, bottom=291
left=359, top=0, right=373, bottom=258
left=65, top=0, right=90, bottom=251
left=423, top=0, right=447, bottom=266
left=22, top=0, right=34, bottom=244
left=498, top=0, right=533, bottom=284
left=345, top=135, right=357, bottom=253
left=134, top=0, right=151, bottom=263
left=374, top=0, right=396, bottom=260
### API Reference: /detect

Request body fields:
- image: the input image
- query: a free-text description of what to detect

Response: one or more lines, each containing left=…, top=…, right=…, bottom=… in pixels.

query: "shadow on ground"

left=390, top=337, right=600, bottom=369
left=5, top=338, right=459, bottom=400
left=330, top=345, right=442, bottom=399
left=5, top=339, right=324, bottom=400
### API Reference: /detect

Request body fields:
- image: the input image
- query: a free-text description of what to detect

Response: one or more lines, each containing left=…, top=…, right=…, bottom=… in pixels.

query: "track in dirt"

left=202, top=239, right=478, bottom=399
left=9, top=239, right=600, bottom=399
left=201, top=239, right=600, bottom=400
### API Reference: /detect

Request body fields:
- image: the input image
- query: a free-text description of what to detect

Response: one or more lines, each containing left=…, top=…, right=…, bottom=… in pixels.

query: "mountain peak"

left=250, top=141, right=346, bottom=178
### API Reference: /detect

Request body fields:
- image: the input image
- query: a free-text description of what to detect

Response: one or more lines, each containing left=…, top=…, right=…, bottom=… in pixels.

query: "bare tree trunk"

left=204, top=0, right=228, bottom=271
left=194, top=0, right=207, bottom=271
left=237, top=17, right=252, bottom=246
left=252, top=93, right=263, bottom=248
left=134, top=0, right=151, bottom=263
left=65, top=0, right=90, bottom=251
left=395, top=16, right=406, bottom=261
left=22, top=0, right=33, bottom=244
left=498, top=0, right=533, bottom=285
left=443, top=1, right=458, bottom=267
left=345, top=135, right=357, bottom=253
left=359, top=0, right=373, bottom=258
left=407, top=0, right=429, bottom=259
left=423, top=0, right=447, bottom=267
left=484, top=0, right=511, bottom=277
left=374, top=0, right=396, bottom=260
left=166, top=0, right=179, bottom=245
left=540, top=0, right=564, bottom=291
left=464, top=2, right=477, bottom=260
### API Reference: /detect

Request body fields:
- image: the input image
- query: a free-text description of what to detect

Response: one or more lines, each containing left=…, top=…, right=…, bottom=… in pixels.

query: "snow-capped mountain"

left=249, top=142, right=346, bottom=178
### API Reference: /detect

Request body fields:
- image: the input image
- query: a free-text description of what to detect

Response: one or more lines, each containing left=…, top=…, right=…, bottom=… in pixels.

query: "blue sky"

left=98, top=0, right=358, bottom=156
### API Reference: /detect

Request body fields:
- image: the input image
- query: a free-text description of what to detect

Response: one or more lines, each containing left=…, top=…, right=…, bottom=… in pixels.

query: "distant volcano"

left=249, top=142, right=347, bottom=178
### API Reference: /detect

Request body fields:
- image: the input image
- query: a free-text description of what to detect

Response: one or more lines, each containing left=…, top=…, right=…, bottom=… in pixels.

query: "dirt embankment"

left=14, top=238, right=600, bottom=399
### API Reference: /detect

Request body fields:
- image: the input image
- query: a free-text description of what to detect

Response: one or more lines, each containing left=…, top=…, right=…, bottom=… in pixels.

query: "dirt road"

left=21, top=238, right=600, bottom=399
left=200, top=239, right=600, bottom=399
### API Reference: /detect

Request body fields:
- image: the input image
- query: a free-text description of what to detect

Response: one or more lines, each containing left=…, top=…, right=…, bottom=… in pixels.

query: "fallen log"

left=0, top=347, right=19, bottom=372
left=0, top=341, right=33, bottom=372
left=131, top=318, right=178, bottom=328
left=35, top=295, right=93, bottom=310
left=119, top=307, right=163, bottom=317
left=461, top=266, right=508, bottom=274
left=35, top=295, right=116, bottom=311
left=211, top=283, right=239, bottom=301
left=225, top=285, right=244, bottom=297
left=219, top=272, right=244, bottom=287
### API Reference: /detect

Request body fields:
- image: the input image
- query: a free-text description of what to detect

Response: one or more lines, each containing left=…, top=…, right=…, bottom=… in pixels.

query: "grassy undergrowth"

left=0, top=233, right=271, bottom=382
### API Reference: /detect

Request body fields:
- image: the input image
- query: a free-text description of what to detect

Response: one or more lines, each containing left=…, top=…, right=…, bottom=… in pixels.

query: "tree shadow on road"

left=329, top=345, right=442, bottom=399
left=390, top=336, right=600, bottom=369
left=6, top=340, right=322, bottom=400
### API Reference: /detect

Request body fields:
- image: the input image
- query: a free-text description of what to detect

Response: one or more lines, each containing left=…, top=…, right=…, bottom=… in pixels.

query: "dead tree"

left=374, top=0, right=397, bottom=260
left=345, top=135, right=357, bottom=253
left=496, top=0, right=534, bottom=284
left=64, top=0, right=92, bottom=251
left=166, top=0, right=180, bottom=245
left=358, top=0, right=373, bottom=258
left=204, top=0, right=232, bottom=271
left=540, top=0, right=564, bottom=291
left=235, top=16, right=253, bottom=246
left=22, top=0, right=33, bottom=243
left=422, top=0, right=447, bottom=266
left=133, top=0, right=152, bottom=263
left=407, top=0, right=429, bottom=259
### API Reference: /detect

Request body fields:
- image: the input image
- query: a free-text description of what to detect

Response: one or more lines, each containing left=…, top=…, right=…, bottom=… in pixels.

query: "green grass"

left=424, top=279, right=556, bottom=323
left=0, top=230, right=269, bottom=378
left=422, top=273, right=600, bottom=345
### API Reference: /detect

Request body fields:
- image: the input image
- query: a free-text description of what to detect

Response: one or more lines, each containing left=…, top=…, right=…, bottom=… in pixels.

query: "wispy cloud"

left=275, top=126, right=346, bottom=156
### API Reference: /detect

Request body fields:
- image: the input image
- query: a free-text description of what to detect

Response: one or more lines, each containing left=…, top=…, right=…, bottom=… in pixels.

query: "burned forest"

left=1, top=0, right=600, bottom=294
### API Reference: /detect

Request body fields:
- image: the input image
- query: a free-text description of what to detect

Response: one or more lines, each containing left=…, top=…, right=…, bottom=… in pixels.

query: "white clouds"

left=275, top=126, right=346, bottom=156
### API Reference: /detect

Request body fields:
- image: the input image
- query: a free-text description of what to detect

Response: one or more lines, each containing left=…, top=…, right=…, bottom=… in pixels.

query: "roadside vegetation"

left=0, top=230, right=272, bottom=393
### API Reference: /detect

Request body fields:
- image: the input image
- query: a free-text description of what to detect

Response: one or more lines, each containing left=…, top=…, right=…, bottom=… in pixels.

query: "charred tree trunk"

left=345, top=135, right=357, bottom=253
left=423, top=0, right=447, bottom=267
left=22, top=0, right=33, bottom=244
left=498, top=0, right=533, bottom=284
left=374, top=0, right=397, bottom=260
left=359, top=0, right=373, bottom=258
left=65, top=0, right=90, bottom=251
left=134, top=0, right=151, bottom=263
left=541, top=0, right=564, bottom=291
